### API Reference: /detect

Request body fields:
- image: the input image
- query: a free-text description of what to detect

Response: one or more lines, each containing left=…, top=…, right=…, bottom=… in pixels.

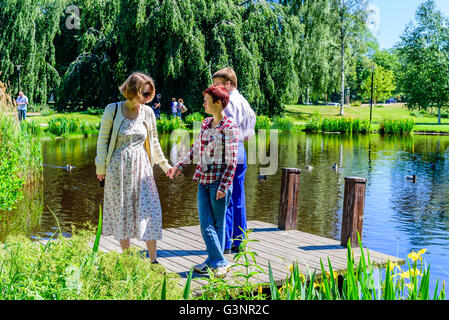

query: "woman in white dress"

left=95, top=72, right=172, bottom=263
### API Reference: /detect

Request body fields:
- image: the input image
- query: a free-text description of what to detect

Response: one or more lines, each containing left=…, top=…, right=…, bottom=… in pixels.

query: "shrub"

left=47, top=115, right=81, bottom=136
left=80, top=120, right=98, bottom=137
left=305, top=114, right=322, bottom=133
left=20, top=120, right=41, bottom=137
left=255, top=115, right=271, bottom=130
left=0, top=227, right=183, bottom=300
left=41, top=107, right=55, bottom=116
left=271, top=117, right=293, bottom=131
left=86, top=107, right=104, bottom=115
left=305, top=116, right=370, bottom=133
left=380, top=119, right=415, bottom=134
left=157, top=115, right=186, bottom=132
left=184, top=112, right=204, bottom=129
left=0, top=81, right=42, bottom=212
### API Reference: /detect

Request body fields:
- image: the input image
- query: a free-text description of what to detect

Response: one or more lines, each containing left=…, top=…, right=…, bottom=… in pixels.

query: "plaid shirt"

left=175, top=116, right=238, bottom=194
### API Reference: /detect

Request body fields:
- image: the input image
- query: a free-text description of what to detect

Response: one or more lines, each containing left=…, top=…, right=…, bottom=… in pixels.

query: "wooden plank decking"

left=72, top=220, right=404, bottom=295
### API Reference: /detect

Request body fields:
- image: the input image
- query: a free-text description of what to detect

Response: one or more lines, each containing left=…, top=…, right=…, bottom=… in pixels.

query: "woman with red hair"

left=167, top=84, right=238, bottom=278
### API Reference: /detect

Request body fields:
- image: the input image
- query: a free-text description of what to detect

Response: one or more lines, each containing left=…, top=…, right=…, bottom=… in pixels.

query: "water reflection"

left=10, top=132, right=449, bottom=294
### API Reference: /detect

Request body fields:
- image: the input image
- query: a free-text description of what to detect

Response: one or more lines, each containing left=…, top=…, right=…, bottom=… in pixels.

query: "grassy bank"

left=0, top=227, right=182, bottom=300
left=25, top=103, right=449, bottom=137
left=0, top=82, right=43, bottom=212
left=285, top=103, right=449, bottom=134
left=1, top=226, right=445, bottom=300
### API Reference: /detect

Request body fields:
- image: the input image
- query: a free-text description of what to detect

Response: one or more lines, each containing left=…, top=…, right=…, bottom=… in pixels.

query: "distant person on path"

left=151, top=93, right=162, bottom=119
left=95, top=72, right=172, bottom=264
left=167, top=84, right=238, bottom=277
left=16, top=91, right=28, bottom=121
left=212, top=67, right=256, bottom=254
left=177, top=98, right=186, bottom=120
left=171, top=97, right=179, bottom=118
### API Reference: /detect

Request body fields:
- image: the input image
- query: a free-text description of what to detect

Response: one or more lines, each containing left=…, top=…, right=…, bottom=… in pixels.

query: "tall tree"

left=283, top=0, right=333, bottom=104
left=0, top=0, right=67, bottom=103
left=361, top=65, right=396, bottom=103
left=330, top=0, right=368, bottom=115
left=397, top=0, right=449, bottom=123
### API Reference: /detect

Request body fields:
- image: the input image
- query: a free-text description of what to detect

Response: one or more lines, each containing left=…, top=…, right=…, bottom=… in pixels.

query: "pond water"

left=13, top=131, right=449, bottom=295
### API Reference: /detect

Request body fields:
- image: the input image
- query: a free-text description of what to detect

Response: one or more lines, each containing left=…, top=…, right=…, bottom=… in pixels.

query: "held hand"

left=97, top=174, right=105, bottom=181
left=167, top=167, right=181, bottom=179
left=216, top=190, right=226, bottom=200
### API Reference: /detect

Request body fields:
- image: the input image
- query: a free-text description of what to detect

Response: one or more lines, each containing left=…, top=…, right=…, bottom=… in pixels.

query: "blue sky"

left=368, top=0, right=449, bottom=50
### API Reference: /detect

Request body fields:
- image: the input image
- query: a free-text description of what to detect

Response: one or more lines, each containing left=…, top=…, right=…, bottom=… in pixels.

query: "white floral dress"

left=103, top=111, right=162, bottom=241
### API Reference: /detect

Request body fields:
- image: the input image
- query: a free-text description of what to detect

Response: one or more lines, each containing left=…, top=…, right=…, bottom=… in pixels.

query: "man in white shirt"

left=16, top=92, right=28, bottom=121
left=213, top=67, right=256, bottom=254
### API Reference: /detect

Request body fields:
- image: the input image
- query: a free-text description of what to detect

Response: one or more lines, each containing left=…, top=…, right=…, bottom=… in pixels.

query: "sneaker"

left=231, top=246, right=243, bottom=253
left=213, top=265, right=230, bottom=278
left=193, top=262, right=210, bottom=274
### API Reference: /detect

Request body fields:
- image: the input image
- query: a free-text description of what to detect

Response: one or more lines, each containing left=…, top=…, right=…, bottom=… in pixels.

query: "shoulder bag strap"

left=107, top=102, right=118, bottom=149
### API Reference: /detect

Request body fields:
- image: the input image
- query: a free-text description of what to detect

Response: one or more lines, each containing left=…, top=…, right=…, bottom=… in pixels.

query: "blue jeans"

left=225, top=142, right=247, bottom=250
left=18, top=109, right=26, bottom=121
left=197, top=180, right=233, bottom=268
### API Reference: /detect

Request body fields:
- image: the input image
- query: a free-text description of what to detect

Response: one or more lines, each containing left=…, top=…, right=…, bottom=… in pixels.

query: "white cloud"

left=367, top=4, right=380, bottom=35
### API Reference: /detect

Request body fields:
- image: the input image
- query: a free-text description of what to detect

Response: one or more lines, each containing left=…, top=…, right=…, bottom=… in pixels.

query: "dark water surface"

left=16, top=132, right=449, bottom=295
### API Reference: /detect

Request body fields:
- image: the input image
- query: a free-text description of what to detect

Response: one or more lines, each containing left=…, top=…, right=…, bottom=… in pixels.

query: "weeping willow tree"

left=56, top=0, right=304, bottom=115
left=55, top=0, right=121, bottom=110
left=282, top=0, right=336, bottom=104
left=1, top=0, right=372, bottom=115
left=0, top=0, right=66, bottom=103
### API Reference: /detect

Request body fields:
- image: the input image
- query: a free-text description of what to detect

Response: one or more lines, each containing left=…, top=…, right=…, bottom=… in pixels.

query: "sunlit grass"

left=285, top=103, right=449, bottom=133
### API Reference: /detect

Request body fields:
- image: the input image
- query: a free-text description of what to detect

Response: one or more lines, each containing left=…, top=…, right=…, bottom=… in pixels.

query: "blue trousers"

left=225, top=142, right=247, bottom=250
left=18, top=109, right=26, bottom=121
left=197, top=180, right=233, bottom=268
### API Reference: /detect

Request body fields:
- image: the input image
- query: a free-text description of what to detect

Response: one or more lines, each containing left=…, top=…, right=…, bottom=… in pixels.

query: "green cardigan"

left=95, top=101, right=172, bottom=175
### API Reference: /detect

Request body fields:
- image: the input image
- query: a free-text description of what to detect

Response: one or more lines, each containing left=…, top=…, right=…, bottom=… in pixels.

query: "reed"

left=47, top=115, right=81, bottom=136
left=380, top=119, right=415, bottom=134
left=184, top=112, right=204, bottom=129
left=0, top=206, right=182, bottom=300
left=157, top=115, right=186, bottom=132
left=0, top=81, right=42, bottom=212
left=305, top=115, right=371, bottom=133
left=255, top=115, right=271, bottom=131
left=266, top=234, right=446, bottom=300
left=181, top=230, right=445, bottom=300
left=271, top=117, right=293, bottom=131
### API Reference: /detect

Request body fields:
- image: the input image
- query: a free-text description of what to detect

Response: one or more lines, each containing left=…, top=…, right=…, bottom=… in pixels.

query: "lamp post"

left=16, top=65, right=22, bottom=94
left=369, top=66, right=375, bottom=124
left=346, top=86, right=350, bottom=105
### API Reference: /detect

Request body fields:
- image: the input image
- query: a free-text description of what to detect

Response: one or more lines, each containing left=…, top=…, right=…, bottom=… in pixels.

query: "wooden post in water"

left=340, top=177, right=367, bottom=248
left=278, top=168, right=301, bottom=230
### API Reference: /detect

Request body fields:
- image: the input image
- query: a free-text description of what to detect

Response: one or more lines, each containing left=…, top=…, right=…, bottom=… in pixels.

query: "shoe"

left=224, top=249, right=232, bottom=254
left=193, top=262, right=210, bottom=274
left=151, top=260, right=159, bottom=265
left=231, top=246, right=243, bottom=253
left=213, top=265, right=230, bottom=278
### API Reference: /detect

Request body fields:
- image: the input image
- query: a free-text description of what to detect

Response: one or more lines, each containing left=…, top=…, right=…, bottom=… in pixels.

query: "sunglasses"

left=141, top=91, right=152, bottom=98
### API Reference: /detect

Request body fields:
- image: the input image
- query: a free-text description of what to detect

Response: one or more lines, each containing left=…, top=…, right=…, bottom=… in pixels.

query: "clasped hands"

left=166, top=167, right=226, bottom=200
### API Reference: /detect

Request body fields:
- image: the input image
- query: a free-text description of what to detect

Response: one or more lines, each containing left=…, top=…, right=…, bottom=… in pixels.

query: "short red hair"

left=203, top=84, right=229, bottom=108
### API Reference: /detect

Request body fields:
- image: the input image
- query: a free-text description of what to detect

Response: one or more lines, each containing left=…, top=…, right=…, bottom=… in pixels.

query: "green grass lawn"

left=285, top=103, right=449, bottom=133
left=28, top=112, right=101, bottom=126
left=27, top=104, right=449, bottom=134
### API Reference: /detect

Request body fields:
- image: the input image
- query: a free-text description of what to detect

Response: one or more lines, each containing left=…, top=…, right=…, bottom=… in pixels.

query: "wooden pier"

left=89, top=220, right=404, bottom=295
left=35, top=170, right=404, bottom=296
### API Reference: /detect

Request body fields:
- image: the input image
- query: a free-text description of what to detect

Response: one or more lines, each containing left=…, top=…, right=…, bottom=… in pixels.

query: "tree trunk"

left=438, top=105, right=441, bottom=124
left=340, top=29, right=345, bottom=116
